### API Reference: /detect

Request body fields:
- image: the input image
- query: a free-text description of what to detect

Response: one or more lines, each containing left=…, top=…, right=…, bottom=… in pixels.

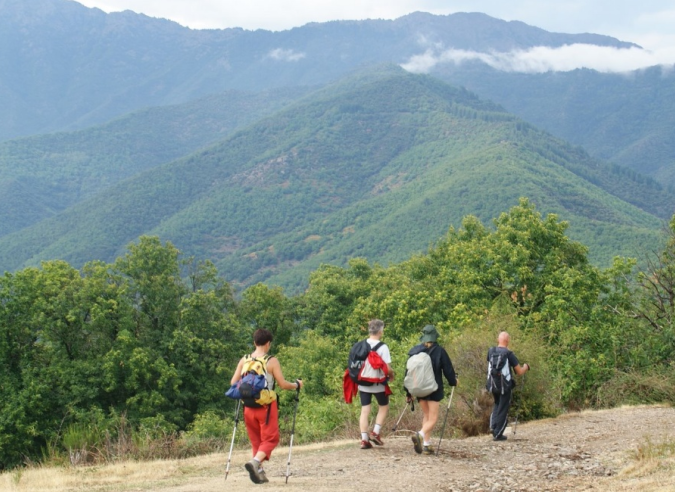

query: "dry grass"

left=0, top=441, right=355, bottom=492
left=620, top=436, right=675, bottom=478
left=0, top=452, right=224, bottom=492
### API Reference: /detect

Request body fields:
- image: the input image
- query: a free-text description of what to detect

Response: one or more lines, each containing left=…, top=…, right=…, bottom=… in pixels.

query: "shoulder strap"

left=489, top=347, right=508, bottom=370
left=426, top=344, right=439, bottom=355
left=370, top=341, right=385, bottom=352
left=242, top=353, right=273, bottom=373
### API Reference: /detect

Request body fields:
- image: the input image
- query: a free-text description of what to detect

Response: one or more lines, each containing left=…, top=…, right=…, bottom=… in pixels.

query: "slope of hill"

left=0, top=0, right=636, bottom=141
left=0, top=69, right=670, bottom=291
left=1, top=405, right=672, bottom=491
left=0, top=86, right=309, bottom=237
left=433, top=63, right=675, bottom=187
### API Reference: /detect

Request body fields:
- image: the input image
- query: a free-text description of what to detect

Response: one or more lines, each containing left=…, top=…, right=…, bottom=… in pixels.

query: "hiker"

left=487, top=331, right=530, bottom=442
left=230, top=328, right=303, bottom=484
left=358, top=319, right=394, bottom=449
left=405, top=324, right=457, bottom=455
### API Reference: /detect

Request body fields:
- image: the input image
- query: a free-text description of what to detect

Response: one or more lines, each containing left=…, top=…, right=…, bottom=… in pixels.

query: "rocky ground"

left=5, top=405, right=674, bottom=491
left=154, top=405, right=674, bottom=492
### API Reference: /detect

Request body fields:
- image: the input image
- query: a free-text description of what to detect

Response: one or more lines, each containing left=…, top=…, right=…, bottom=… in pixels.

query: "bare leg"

left=374, top=404, right=389, bottom=428
left=360, top=404, right=371, bottom=433
left=419, top=400, right=440, bottom=442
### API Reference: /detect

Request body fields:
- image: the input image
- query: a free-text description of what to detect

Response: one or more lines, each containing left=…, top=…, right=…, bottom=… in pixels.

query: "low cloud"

left=267, top=48, right=306, bottom=62
left=401, top=44, right=675, bottom=74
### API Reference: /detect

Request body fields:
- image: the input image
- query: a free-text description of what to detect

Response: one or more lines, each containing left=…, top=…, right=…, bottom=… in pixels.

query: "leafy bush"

left=446, top=316, right=562, bottom=437
left=596, top=368, right=675, bottom=407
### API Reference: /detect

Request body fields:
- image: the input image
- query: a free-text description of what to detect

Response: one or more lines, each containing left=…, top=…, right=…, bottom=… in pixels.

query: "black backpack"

left=347, top=340, right=384, bottom=386
left=486, top=347, right=513, bottom=395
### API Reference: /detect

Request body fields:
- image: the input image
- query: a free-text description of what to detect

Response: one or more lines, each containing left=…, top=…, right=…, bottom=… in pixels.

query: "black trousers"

left=490, top=386, right=512, bottom=438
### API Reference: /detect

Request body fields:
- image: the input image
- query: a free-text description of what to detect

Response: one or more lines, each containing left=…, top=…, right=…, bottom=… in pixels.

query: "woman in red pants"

left=230, top=328, right=303, bottom=484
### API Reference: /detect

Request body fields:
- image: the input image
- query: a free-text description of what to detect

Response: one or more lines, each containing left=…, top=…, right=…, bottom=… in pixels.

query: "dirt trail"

left=6, top=405, right=674, bottom=492
left=147, top=405, right=674, bottom=492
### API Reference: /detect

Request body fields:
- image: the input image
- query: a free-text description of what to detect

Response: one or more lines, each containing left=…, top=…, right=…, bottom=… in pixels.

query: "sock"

left=423, top=440, right=431, bottom=446
left=418, top=430, right=425, bottom=441
left=373, top=424, right=381, bottom=435
left=362, top=432, right=369, bottom=441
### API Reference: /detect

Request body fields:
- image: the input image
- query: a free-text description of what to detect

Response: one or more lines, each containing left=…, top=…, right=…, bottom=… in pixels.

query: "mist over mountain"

left=0, top=0, right=636, bottom=141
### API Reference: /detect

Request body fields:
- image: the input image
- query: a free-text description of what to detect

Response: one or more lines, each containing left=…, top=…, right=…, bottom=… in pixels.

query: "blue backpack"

left=226, top=354, right=277, bottom=407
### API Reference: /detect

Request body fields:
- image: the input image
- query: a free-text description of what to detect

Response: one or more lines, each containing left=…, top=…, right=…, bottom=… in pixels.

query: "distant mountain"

left=0, top=0, right=636, bottom=141
left=0, top=69, right=668, bottom=292
left=0, top=86, right=310, bottom=237
left=432, top=63, right=675, bottom=187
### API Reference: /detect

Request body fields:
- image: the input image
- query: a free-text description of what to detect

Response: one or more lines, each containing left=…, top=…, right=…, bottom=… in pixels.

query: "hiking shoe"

left=259, top=469, right=269, bottom=483
left=411, top=433, right=423, bottom=454
left=423, top=445, right=435, bottom=455
left=244, top=460, right=264, bottom=484
left=493, top=435, right=508, bottom=442
left=361, top=439, right=373, bottom=449
left=369, top=431, right=384, bottom=446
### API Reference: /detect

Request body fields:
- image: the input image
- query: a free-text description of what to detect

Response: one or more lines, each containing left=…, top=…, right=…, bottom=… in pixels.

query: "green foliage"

left=0, top=70, right=667, bottom=295
left=3, top=198, right=675, bottom=469
left=437, top=65, right=675, bottom=189
left=0, top=236, right=242, bottom=469
left=183, top=411, right=233, bottom=441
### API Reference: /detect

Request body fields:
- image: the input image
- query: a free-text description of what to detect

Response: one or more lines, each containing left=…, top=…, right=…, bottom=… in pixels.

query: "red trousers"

left=243, top=402, right=280, bottom=461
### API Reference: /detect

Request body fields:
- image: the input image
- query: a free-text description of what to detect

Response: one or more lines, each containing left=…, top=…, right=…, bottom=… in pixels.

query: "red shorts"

left=243, top=402, right=280, bottom=460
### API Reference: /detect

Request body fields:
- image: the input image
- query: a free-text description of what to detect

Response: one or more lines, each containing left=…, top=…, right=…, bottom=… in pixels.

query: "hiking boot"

left=493, top=435, right=508, bottom=442
left=369, top=431, right=384, bottom=446
left=423, top=445, right=435, bottom=455
left=259, top=469, right=269, bottom=483
left=411, top=433, right=423, bottom=454
left=244, top=460, right=264, bottom=484
left=361, top=439, right=373, bottom=449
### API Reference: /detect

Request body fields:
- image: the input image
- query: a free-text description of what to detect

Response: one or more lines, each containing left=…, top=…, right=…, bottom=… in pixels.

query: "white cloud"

left=267, top=48, right=306, bottom=62
left=401, top=44, right=675, bottom=74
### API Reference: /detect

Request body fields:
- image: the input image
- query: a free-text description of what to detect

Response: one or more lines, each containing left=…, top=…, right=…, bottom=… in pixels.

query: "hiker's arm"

left=268, top=357, right=303, bottom=390
left=386, top=363, right=395, bottom=381
left=441, top=350, right=457, bottom=386
left=230, top=357, right=245, bottom=385
left=510, top=352, right=529, bottom=376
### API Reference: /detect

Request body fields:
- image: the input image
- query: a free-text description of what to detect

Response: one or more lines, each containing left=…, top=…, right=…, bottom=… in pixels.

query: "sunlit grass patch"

left=621, top=436, right=675, bottom=478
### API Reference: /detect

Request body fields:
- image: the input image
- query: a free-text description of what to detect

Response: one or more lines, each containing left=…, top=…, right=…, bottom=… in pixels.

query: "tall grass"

left=42, top=411, right=244, bottom=467
left=596, top=369, right=675, bottom=408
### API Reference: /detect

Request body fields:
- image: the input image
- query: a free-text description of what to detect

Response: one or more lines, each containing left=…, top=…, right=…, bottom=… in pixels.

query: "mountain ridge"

left=0, top=69, right=667, bottom=292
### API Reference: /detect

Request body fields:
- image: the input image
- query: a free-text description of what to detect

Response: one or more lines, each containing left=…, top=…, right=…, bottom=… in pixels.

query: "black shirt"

left=407, top=343, right=457, bottom=390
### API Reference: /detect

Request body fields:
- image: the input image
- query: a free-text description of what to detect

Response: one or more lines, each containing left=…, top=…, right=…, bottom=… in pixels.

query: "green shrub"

left=445, top=316, right=562, bottom=436
left=596, top=368, right=675, bottom=407
left=183, top=411, right=232, bottom=440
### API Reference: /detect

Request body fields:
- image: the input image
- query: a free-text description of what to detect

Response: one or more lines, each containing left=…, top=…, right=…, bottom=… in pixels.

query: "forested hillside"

left=433, top=64, right=675, bottom=186
left=2, top=201, right=674, bottom=471
left=0, top=86, right=309, bottom=237
left=0, top=68, right=671, bottom=292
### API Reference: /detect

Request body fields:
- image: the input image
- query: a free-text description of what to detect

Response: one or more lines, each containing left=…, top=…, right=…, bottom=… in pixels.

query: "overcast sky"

left=74, top=0, right=675, bottom=73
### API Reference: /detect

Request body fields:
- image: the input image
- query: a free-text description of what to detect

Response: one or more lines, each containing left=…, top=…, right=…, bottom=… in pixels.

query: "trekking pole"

left=224, top=399, right=241, bottom=480
left=285, top=382, right=301, bottom=484
left=392, top=401, right=411, bottom=432
left=435, top=385, right=455, bottom=456
left=513, top=373, right=525, bottom=437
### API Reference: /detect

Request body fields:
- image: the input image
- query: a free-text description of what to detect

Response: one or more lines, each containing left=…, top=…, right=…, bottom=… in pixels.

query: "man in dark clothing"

left=405, top=324, right=457, bottom=455
left=487, top=331, right=529, bottom=441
